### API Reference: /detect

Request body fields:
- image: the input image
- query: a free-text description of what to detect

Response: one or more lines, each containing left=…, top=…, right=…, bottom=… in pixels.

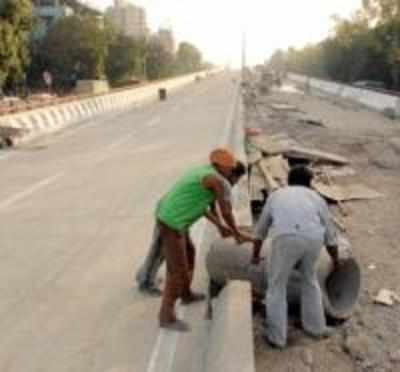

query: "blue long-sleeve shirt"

left=255, top=186, right=338, bottom=246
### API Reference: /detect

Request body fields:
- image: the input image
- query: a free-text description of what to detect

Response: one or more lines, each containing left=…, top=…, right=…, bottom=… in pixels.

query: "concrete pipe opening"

left=322, top=258, right=361, bottom=320
left=207, top=238, right=362, bottom=321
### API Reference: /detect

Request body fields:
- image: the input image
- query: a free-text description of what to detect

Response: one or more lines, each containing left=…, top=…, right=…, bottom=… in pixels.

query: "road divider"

left=0, top=70, right=221, bottom=147
left=289, top=73, right=400, bottom=117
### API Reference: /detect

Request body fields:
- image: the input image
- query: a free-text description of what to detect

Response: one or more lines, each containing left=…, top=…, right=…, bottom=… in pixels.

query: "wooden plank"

left=262, top=155, right=289, bottom=187
left=249, top=166, right=267, bottom=201
left=257, top=160, right=279, bottom=192
left=247, top=150, right=262, bottom=165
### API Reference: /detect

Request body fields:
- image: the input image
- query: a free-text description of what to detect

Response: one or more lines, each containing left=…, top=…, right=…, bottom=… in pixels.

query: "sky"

left=88, top=0, right=363, bottom=66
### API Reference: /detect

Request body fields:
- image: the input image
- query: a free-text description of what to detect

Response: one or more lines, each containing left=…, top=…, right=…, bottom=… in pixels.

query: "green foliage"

left=0, top=0, right=33, bottom=89
left=175, top=42, right=202, bottom=74
left=27, top=14, right=205, bottom=91
left=145, top=36, right=175, bottom=80
left=40, top=15, right=109, bottom=87
left=271, top=0, right=400, bottom=89
left=105, top=34, right=146, bottom=84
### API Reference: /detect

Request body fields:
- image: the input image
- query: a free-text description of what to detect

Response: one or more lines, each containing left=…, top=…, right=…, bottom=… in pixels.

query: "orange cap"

left=210, top=148, right=237, bottom=168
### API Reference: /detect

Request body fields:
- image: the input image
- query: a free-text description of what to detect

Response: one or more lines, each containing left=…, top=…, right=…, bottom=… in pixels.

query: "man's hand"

left=233, top=231, right=255, bottom=245
left=327, top=245, right=340, bottom=271
left=333, top=258, right=345, bottom=271
left=218, top=225, right=234, bottom=238
left=251, top=255, right=263, bottom=265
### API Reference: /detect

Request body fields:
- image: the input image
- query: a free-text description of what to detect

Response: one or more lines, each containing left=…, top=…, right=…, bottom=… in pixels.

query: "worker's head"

left=288, top=166, right=314, bottom=188
left=230, top=161, right=246, bottom=185
left=210, top=148, right=237, bottom=179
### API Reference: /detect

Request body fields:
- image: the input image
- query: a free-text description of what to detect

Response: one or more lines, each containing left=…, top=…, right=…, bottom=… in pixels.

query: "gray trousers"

left=136, top=222, right=164, bottom=287
left=265, top=234, right=326, bottom=347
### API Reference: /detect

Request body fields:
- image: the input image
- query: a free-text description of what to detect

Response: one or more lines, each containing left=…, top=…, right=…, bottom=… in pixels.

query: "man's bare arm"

left=203, top=175, right=254, bottom=243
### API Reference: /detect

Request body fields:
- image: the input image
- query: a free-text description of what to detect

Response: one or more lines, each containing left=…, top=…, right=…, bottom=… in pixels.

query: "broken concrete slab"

left=270, top=103, right=299, bottom=112
left=286, top=146, right=350, bottom=165
left=313, top=182, right=383, bottom=202
left=374, top=289, right=400, bottom=306
left=314, top=165, right=356, bottom=178
left=260, top=155, right=289, bottom=187
left=298, top=118, right=325, bottom=127
left=249, top=136, right=299, bottom=156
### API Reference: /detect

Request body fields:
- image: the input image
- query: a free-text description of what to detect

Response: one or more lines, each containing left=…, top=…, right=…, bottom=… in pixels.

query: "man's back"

left=255, top=186, right=336, bottom=245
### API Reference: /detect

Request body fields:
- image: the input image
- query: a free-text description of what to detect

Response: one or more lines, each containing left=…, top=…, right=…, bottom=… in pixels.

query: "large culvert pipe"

left=206, top=238, right=361, bottom=320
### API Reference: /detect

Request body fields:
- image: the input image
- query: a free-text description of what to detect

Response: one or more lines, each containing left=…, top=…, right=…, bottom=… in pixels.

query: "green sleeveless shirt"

left=156, top=165, right=217, bottom=232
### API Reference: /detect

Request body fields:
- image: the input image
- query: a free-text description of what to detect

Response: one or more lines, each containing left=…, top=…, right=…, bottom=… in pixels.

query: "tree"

left=106, top=34, right=147, bottom=84
left=268, top=49, right=286, bottom=73
left=0, top=0, right=33, bottom=90
left=175, top=42, right=202, bottom=74
left=40, top=15, right=109, bottom=90
left=146, top=36, right=174, bottom=80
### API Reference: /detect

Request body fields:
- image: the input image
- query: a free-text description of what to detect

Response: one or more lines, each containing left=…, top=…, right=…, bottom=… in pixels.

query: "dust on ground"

left=247, top=83, right=400, bottom=372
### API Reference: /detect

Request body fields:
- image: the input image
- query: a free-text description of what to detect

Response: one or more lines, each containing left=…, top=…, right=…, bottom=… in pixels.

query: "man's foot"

left=160, top=319, right=191, bottom=332
left=138, top=283, right=163, bottom=297
left=262, top=334, right=285, bottom=350
left=304, top=326, right=335, bottom=340
left=181, top=292, right=206, bottom=305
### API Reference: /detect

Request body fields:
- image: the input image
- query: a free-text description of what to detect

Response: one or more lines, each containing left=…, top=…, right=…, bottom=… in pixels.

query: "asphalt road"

left=0, top=73, right=237, bottom=372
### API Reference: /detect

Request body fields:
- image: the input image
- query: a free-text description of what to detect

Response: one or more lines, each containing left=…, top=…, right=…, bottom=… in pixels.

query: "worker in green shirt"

left=154, top=148, right=253, bottom=331
left=136, top=160, right=246, bottom=296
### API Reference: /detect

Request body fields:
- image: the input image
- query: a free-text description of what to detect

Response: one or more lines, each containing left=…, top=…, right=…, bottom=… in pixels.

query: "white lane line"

left=146, top=116, right=161, bottom=128
left=91, top=131, right=138, bottom=164
left=0, top=172, right=64, bottom=211
left=146, top=220, right=206, bottom=372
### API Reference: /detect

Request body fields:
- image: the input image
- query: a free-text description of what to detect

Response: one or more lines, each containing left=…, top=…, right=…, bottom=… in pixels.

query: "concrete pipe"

left=206, top=237, right=361, bottom=320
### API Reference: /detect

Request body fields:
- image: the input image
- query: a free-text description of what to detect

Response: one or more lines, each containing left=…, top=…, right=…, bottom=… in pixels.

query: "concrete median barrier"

left=204, top=282, right=255, bottom=372
left=0, top=70, right=220, bottom=147
left=288, top=73, right=400, bottom=118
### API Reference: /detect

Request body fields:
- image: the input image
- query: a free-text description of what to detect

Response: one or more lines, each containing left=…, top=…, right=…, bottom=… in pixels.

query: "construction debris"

left=313, top=182, right=383, bottom=202
left=270, top=103, right=299, bottom=112
left=298, top=118, right=325, bottom=127
left=250, top=166, right=267, bottom=201
left=314, top=165, right=356, bottom=178
left=249, top=134, right=349, bottom=165
left=257, top=160, right=279, bottom=192
left=250, top=135, right=299, bottom=156
left=285, top=146, right=350, bottom=165
left=0, top=126, right=26, bottom=147
left=374, top=289, right=400, bottom=306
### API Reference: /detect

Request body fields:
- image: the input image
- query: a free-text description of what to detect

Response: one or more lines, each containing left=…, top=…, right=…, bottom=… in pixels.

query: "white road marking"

left=145, top=220, right=206, bottom=372
left=91, top=130, right=139, bottom=164
left=0, top=172, right=64, bottom=211
left=146, top=116, right=161, bottom=128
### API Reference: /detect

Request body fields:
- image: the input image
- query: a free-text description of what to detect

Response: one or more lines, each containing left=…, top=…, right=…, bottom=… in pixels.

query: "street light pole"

left=241, top=31, right=247, bottom=82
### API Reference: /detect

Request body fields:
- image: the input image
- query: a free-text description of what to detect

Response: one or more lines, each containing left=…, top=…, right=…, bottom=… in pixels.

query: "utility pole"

left=241, top=31, right=247, bottom=82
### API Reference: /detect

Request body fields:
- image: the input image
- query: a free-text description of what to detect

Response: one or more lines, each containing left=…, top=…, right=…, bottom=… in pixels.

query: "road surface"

left=0, top=73, right=237, bottom=372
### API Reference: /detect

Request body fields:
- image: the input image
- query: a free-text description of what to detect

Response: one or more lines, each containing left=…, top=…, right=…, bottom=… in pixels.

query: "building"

left=32, top=0, right=74, bottom=39
left=32, top=0, right=100, bottom=39
left=105, top=0, right=149, bottom=40
left=158, top=28, right=175, bottom=53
